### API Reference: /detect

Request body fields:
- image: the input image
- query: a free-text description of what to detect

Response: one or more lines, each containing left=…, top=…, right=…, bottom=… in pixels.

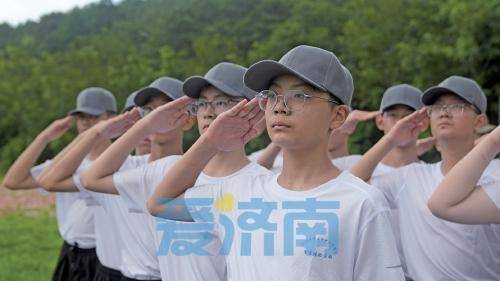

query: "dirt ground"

left=0, top=187, right=55, bottom=215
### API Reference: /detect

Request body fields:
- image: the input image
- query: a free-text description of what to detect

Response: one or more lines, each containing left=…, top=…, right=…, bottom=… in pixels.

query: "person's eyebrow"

left=269, top=82, right=281, bottom=90
left=289, top=81, right=311, bottom=89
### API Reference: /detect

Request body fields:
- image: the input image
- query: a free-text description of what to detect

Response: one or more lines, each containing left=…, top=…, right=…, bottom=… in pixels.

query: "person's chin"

left=434, top=130, right=459, bottom=140
left=269, top=133, right=297, bottom=149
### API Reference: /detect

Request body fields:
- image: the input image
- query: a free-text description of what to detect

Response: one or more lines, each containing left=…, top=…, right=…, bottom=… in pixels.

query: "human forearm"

left=2, top=134, right=50, bottom=189
left=147, top=135, right=218, bottom=216
left=350, top=135, right=395, bottom=181
left=39, top=130, right=100, bottom=191
left=429, top=136, right=498, bottom=211
left=80, top=119, right=149, bottom=190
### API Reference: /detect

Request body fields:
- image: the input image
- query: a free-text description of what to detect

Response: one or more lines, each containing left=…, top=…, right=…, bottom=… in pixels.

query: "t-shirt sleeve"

left=369, top=167, right=407, bottom=209
left=113, top=165, right=149, bottom=213
left=481, top=180, right=500, bottom=211
left=247, top=150, right=262, bottom=162
left=247, top=150, right=283, bottom=173
left=30, top=160, right=52, bottom=180
left=72, top=174, right=106, bottom=207
left=184, top=183, right=224, bottom=223
left=354, top=209, right=405, bottom=281
left=29, top=160, right=53, bottom=196
left=332, top=155, right=362, bottom=171
left=122, top=155, right=149, bottom=170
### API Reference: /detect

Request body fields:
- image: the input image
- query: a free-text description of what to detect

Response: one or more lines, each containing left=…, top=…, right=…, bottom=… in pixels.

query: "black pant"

left=52, top=241, right=98, bottom=281
left=120, top=276, right=161, bottom=281
left=93, top=262, right=123, bottom=281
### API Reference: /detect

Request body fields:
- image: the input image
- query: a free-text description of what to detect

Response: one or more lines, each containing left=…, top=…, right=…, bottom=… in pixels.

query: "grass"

left=0, top=209, right=61, bottom=281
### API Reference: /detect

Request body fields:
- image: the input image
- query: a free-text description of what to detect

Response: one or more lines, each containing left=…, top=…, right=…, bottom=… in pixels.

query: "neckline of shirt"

left=200, top=161, right=257, bottom=181
left=268, top=170, right=353, bottom=198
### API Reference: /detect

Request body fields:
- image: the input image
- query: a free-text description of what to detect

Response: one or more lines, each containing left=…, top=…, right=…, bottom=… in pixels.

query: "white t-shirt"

left=483, top=180, right=500, bottom=211
left=248, top=149, right=283, bottom=173
left=114, top=155, right=270, bottom=281
left=371, top=160, right=500, bottom=280
left=31, top=159, right=96, bottom=248
left=184, top=171, right=405, bottom=281
left=332, top=154, right=426, bottom=278
left=80, top=154, right=158, bottom=279
left=332, top=154, right=407, bottom=176
left=482, top=161, right=500, bottom=211
left=331, top=155, right=362, bottom=171
left=73, top=155, right=149, bottom=271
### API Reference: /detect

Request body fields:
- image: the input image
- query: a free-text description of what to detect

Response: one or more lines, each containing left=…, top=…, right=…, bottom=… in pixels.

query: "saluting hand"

left=141, top=96, right=193, bottom=134
left=40, top=116, right=74, bottom=142
left=93, top=108, right=141, bottom=139
left=387, top=108, right=428, bottom=147
left=203, top=98, right=265, bottom=152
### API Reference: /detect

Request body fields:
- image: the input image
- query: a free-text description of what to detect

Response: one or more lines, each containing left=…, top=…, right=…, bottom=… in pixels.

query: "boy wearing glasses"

left=148, top=45, right=404, bottom=281
left=351, top=76, right=500, bottom=280
left=40, top=77, right=186, bottom=281
left=255, top=84, right=429, bottom=279
left=334, top=84, right=427, bottom=171
left=83, top=62, right=269, bottom=281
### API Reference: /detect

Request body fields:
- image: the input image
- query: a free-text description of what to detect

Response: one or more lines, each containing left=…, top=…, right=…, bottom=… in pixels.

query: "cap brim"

left=422, top=86, right=479, bottom=108
left=422, top=87, right=452, bottom=105
left=380, top=102, right=419, bottom=112
left=68, top=107, right=105, bottom=116
left=134, top=87, right=173, bottom=106
left=183, top=76, right=242, bottom=99
left=244, top=60, right=328, bottom=94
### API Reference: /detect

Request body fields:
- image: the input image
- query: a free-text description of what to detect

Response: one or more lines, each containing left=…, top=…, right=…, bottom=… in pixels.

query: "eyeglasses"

left=187, top=98, right=241, bottom=116
left=140, top=106, right=154, bottom=117
left=426, top=103, right=477, bottom=117
left=256, top=90, right=339, bottom=113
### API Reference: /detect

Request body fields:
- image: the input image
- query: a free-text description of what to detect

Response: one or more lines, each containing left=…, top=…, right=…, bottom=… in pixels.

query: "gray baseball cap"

left=69, top=87, right=117, bottom=116
left=183, top=62, right=256, bottom=100
left=134, top=77, right=184, bottom=106
left=379, top=84, right=424, bottom=112
left=244, top=45, right=354, bottom=106
left=422, top=76, right=487, bottom=113
left=122, top=90, right=139, bottom=113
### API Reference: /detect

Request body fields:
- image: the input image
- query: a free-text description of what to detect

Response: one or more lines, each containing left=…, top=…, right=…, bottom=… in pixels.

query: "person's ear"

left=182, top=115, right=196, bottom=132
left=329, top=105, right=349, bottom=131
left=473, top=114, right=488, bottom=133
left=375, top=113, right=384, bottom=131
